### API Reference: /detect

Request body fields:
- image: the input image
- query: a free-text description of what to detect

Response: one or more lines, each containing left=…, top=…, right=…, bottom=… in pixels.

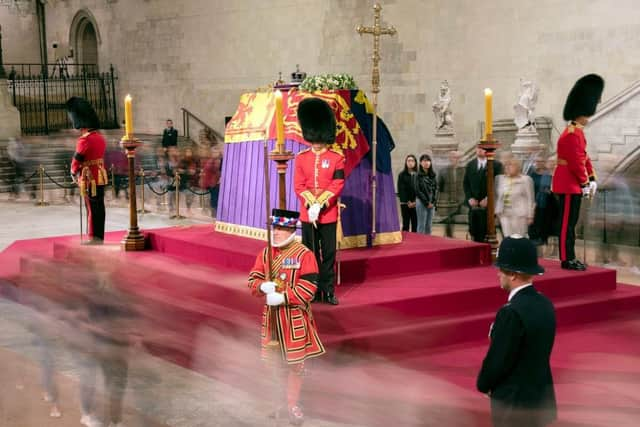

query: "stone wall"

left=0, top=7, right=40, bottom=64
left=37, top=0, right=640, bottom=176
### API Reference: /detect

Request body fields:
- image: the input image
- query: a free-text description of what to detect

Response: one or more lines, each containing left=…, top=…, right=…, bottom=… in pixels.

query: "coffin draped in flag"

left=217, top=88, right=401, bottom=248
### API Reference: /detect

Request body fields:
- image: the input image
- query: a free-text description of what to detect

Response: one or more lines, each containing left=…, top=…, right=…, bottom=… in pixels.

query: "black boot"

left=324, top=293, right=339, bottom=305
left=561, top=259, right=586, bottom=271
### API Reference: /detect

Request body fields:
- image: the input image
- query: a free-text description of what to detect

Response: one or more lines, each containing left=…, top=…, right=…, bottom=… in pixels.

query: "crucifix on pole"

left=356, top=3, right=396, bottom=246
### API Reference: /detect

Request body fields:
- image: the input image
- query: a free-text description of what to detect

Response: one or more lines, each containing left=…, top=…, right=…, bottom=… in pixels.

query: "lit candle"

left=274, top=90, right=285, bottom=152
left=124, top=94, right=133, bottom=139
left=484, top=88, right=493, bottom=140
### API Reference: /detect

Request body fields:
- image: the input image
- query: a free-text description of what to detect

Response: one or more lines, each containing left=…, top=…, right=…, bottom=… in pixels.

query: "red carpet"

left=2, top=225, right=640, bottom=426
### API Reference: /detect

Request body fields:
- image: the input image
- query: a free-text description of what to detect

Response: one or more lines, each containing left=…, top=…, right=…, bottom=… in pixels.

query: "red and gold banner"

left=225, top=89, right=370, bottom=176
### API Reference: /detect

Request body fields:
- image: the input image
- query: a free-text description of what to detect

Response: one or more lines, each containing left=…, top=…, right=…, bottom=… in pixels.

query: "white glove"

left=581, top=186, right=591, bottom=197
left=266, top=292, right=285, bottom=306
left=588, top=180, right=598, bottom=197
left=260, top=281, right=277, bottom=294
left=308, top=203, right=321, bottom=223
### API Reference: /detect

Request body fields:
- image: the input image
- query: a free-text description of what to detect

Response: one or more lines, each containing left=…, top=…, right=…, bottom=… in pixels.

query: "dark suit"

left=477, top=285, right=557, bottom=427
left=161, top=127, right=178, bottom=149
left=463, top=158, right=503, bottom=242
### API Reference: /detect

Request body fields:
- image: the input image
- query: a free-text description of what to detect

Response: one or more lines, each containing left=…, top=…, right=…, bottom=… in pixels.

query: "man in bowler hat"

left=477, top=235, right=557, bottom=427
left=552, top=74, right=604, bottom=270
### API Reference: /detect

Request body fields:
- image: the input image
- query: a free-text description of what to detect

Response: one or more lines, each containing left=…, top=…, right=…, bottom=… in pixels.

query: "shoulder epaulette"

left=329, top=147, right=345, bottom=157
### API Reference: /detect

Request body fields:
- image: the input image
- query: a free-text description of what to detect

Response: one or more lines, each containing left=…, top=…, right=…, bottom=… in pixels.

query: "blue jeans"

left=416, top=199, right=434, bottom=235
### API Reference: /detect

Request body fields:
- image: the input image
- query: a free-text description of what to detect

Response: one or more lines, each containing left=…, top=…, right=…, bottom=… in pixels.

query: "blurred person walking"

left=397, top=154, right=418, bottom=232
left=477, top=236, right=557, bottom=427
left=495, top=158, right=535, bottom=238
left=6, top=137, right=36, bottom=200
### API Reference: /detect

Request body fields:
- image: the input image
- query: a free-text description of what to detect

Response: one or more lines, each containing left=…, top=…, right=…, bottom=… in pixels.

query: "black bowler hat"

left=297, top=97, right=337, bottom=144
left=271, top=209, right=300, bottom=229
left=66, top=96, right=100, bottom=129
left=562, top=74, right=605, bottom=121
left=495, top=235, right=545, bottom=275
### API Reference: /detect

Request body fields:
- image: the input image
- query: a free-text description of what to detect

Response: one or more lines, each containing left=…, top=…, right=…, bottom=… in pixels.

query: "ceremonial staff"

left=356, top=3, right=396, bottom=246
left=263, top=136, right=279, bottom=348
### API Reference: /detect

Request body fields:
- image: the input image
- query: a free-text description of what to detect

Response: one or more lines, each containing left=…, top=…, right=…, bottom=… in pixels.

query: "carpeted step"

left=318, top=285, right=640, bottom=358
left=145, top=226, right=492, bottom=281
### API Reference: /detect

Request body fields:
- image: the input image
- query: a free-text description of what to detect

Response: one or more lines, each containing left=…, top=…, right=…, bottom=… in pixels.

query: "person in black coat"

left=161, top=119, right=178, bottom=150
left=477, top=236, right=557, bottom=427
left=463, top=147, right=503, bottom=242
left=397, top=154, right=418, bottom=232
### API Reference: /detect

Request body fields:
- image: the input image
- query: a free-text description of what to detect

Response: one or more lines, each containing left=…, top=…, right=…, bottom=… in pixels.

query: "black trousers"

left=469, top=207, right=488, bottom=243
left=557, top=193, right=582, bottom=262
left=86, top=185, right=106, bottom=240
left=302, top=221, right=337, bottom=295
left=400, top=204, right=417, bottom=232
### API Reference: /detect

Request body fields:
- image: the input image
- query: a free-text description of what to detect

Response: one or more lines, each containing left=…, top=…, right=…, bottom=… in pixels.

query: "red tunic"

left=70, top=131, right=108, bottom=196
left=551, top=124, right=596, bottom=195
left=293, top=148, right=345, bottom=223
left=248, top=241, right=326, bottom=364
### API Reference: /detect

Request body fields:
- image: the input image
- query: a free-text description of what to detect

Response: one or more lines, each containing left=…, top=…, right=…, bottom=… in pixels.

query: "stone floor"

left=1, top=194, right=639, bottom=427
left=0, top=196, right=359, bottom=427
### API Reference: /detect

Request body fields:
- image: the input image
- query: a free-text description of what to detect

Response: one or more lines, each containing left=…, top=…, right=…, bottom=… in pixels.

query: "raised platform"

left=2, top=226, right=640, bottom=426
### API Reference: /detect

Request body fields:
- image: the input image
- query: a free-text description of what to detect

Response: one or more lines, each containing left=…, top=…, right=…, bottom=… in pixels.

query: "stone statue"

left=514, top=79, right=539, bottom=130
left=432, top=80, right=453, bottom=131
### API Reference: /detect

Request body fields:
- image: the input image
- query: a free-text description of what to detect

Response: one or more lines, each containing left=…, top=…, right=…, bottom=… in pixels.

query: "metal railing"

left=6, top=64, right=118, bottom=135
left=181, top=107, right=224, bottom=144
left=6, top=63, right=100, bottom=79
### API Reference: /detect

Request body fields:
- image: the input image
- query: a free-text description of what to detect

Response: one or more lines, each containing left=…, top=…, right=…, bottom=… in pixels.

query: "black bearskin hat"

left=562, top=74, right=604, bottom=121
left=66, top=97, right=100, bottom=130
left=297, top=97, right=336, bottom=144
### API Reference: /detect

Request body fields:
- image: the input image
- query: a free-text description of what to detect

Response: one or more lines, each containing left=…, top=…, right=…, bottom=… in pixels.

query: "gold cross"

left=356, top=3, right=397, bottom=94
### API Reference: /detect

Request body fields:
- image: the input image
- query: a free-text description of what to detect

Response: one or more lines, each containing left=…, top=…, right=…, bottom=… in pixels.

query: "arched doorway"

left=69, top=9, right=101, bottom=72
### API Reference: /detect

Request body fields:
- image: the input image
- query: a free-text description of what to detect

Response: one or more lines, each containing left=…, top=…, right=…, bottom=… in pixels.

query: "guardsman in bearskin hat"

left=551, top=74, right=604, bottom=270
left=248, top=208, right=325, bottom=426
left=294, top=97, right=345, bottom=305
left=67, top=97, right=108, bottom=245
left=478, top=235, right=557, bottom=427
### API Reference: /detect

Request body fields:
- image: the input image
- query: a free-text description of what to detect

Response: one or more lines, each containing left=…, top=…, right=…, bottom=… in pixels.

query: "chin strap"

left=271, top=231, right=296, bottom=248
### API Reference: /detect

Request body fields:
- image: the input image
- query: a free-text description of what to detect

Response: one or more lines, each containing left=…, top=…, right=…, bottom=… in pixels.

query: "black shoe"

left=324, top=293, right=339, bottom=305
left=81, top=238, right=104, bottom=246
left=311, top=292, right=323, bottom=303
left=561, top=259, right=586, bottom=271
left=574, top=259, right=587, bottom=269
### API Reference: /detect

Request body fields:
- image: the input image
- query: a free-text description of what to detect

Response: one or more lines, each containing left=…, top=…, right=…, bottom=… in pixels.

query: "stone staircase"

left=0, top=130, right=192, bottom=194
left=586, top=80, right=640, bottom=181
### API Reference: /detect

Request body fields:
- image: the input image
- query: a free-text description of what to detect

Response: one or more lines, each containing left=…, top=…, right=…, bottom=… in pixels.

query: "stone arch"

left=68, top=9, right=101, bottom=68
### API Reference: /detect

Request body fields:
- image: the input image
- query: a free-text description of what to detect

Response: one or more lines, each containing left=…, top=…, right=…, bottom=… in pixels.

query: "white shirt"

left=508, top=283, right=533, bottom=301
left=477, top=158, right=487, bottom=170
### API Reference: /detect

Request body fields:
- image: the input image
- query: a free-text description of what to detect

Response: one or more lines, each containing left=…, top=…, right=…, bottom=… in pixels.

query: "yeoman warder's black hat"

left=66, top=96, right=100, bottom=130
left=562, top=74, right=605, bottom=121
left=297, top=97, right=337, bottom=144
left=495, top=235, right=545, bottom=275
left=271, top=209, right=300, bottom=229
